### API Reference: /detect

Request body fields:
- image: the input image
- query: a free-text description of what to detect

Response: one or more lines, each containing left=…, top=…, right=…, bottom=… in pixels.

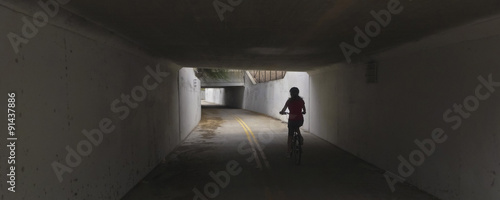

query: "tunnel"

left=2, top=0, right=500, bottom=199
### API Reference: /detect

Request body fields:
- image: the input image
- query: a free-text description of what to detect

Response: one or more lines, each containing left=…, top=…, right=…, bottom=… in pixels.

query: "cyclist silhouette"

left=279, top=87, right=306, bottom=157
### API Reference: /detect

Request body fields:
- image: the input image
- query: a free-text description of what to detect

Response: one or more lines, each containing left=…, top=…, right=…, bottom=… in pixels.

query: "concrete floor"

left=201, top=100, right=220, bottom=106
left=122, top=108, right=438, bottom=200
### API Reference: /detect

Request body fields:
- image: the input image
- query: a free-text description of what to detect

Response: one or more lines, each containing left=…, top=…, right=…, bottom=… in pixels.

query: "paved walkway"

left=122, top=108, right=438, bottom=200
left=201, top=100, right=220, bottom=106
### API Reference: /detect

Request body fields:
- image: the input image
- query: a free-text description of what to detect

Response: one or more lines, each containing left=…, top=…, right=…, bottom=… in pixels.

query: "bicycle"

left=280, top=112, right=302, bottom=165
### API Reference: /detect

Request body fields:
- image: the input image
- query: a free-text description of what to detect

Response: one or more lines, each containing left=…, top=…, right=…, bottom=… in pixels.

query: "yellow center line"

left=234, top=116, right=263, bottom=170
left=235, top=116, right=271, bottom=169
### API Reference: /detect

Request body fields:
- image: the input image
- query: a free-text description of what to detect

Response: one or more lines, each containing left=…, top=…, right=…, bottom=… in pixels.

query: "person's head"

left=289, top=87, right=299, bottom=98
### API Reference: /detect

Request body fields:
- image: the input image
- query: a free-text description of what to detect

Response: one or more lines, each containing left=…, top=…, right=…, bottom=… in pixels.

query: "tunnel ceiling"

left=63, top=0, right=500, bottom=71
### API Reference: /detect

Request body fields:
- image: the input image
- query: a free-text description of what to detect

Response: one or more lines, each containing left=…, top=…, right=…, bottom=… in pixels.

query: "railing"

left=200, top=70, right=245, bottom=87
left=247, top=70, right=286, bottom=83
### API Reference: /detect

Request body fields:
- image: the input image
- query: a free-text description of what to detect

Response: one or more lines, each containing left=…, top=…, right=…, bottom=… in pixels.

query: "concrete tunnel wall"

left=0, top=1, right=200, bottom=199
left=224, top=86, right=245, bottom=109
left=179, top=68, right=202, bottom=140
left=308, top=15, right=500, bottom=200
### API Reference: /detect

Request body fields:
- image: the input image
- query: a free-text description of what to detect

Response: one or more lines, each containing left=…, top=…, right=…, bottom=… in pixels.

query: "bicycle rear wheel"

left=294, top=144, right=301, bottom=165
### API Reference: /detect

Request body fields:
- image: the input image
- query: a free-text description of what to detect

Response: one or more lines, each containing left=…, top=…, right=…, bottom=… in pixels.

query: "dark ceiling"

left=64, top=0, right=500, bottom=70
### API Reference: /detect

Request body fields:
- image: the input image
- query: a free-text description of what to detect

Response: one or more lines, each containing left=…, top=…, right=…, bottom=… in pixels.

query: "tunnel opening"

left=196, top=68, right=245, bottom=109
left=201, top=87, right=225, bottom=106
left=191, top=67, right=310, bottom=127
left=201, top=87, right=245, bottom=109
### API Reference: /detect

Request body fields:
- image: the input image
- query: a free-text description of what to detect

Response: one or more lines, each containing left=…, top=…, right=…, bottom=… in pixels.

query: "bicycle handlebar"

left=279, top=112, right=306, bottom=115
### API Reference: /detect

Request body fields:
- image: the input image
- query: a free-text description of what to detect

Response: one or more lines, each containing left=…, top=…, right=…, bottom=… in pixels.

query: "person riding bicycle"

left=279, top=87, right=306, bottom=157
